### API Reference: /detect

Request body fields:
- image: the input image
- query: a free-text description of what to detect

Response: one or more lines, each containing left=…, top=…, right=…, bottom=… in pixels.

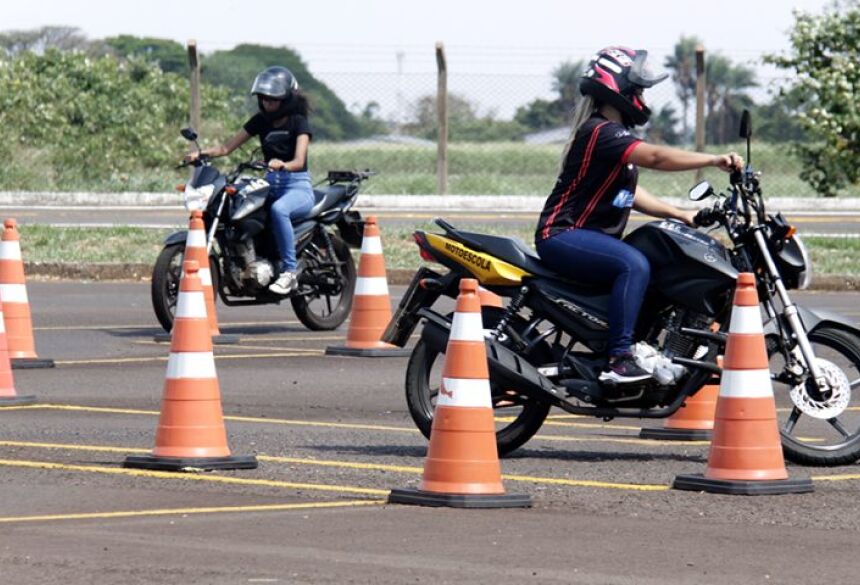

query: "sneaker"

left=269, top=271, right=297, bottom=295
left=599, top=354, right=653, bottom=385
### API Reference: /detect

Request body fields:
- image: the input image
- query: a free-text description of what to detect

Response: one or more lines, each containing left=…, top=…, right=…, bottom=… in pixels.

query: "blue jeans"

left=266, top=171, right=315, bottom=272
left=536, top=228, right=650, bottom=357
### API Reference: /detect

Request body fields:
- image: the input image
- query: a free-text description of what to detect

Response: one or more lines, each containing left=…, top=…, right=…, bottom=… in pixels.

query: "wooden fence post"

left=694, top=45, right=706, bottom=183
left=187, top=39, right=201, bottom=131
left=435, top=42, right=448, bottom=195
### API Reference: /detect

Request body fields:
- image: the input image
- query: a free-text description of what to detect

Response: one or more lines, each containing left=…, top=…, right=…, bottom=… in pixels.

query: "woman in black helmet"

left=535, top=47, right=743, bottom=385
left=185, top=66, right=313, bottom=295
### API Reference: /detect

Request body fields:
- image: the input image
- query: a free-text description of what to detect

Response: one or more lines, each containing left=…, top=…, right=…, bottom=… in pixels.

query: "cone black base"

left=639, top=427, right=712, bottom=441
left=0, top=394, right=36, bottom=406
left=123, top=454, right=258, bottom=472
left=325, top=345, right=411, bottom=357
left=154, top=332, right=240, bottom=345
left=388, top=488, right=532, bottom=508
left=673, top=473, right=814, bottom=495
left=11, top=358, right=54, bottom=370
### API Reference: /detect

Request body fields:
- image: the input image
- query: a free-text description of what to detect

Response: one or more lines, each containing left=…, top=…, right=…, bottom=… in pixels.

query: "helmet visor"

left=628, top=51, right=668, bottom=88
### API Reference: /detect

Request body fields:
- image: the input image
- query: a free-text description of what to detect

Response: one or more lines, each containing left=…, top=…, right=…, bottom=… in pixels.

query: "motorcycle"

left=383, top=110, right=860, bottom=466
left=151, top=127, right=370, bottom=332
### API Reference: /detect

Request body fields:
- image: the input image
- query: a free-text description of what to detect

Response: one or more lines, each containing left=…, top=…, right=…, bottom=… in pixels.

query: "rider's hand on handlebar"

left=267, top=158, right=288, bottom=172
left=713, top=152, right=744, bottom=173
left=678, top=209, right=698, bottom=228
left=183, top=151, right=202, bottom=164
left=693, top=207, right=719, bottom=228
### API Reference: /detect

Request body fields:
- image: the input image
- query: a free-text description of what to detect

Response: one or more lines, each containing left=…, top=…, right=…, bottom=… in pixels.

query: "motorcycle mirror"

left=180, top=127, right=198, bottom=142
left=688, top=181, right=714, bottom=201
left=739, top=110, right=751, bottom=140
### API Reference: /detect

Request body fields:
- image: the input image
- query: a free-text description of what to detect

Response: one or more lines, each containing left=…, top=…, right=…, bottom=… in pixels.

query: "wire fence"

left=283, top=45, right=855, bottom=199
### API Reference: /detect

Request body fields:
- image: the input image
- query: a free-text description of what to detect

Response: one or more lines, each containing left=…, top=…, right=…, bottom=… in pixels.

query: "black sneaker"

left=599, top=354, right=652, bottom=385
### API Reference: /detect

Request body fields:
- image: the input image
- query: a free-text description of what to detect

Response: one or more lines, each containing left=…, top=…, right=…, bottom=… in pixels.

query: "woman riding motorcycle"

left=535, top=47, right=743, bottom=385
left=184, top=66, right=314, bottom=295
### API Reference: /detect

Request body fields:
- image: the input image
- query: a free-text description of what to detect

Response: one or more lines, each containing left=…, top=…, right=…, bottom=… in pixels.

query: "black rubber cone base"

left=0, top=394, right=37, bottom=406
left=639, top=427, right=712, bottom=441
left=123, top=454, right=258, bottom=472
left=325, top=344, right=412, bottom=357
left=11, top=358, right=54, bottom=370
left=673, top=473, right=814, bottom=495
left=154, top=332, right=240, bottom=345
left=388, top=488, right=532, bottom=508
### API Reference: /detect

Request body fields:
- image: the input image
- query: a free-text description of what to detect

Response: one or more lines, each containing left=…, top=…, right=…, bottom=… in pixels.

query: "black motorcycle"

left=151, top=128, right=369, bottom=332
left=383, top=111, right=860, bottom=466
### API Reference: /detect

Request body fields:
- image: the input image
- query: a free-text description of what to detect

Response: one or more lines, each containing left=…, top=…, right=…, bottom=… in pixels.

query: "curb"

left=3, top=192, right=860, bottom=212
left=23, top=262, right=859, bottom=292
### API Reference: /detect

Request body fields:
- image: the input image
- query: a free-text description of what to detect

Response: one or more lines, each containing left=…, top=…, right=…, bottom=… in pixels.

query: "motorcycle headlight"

left=184, top=184, right=215, bottom=211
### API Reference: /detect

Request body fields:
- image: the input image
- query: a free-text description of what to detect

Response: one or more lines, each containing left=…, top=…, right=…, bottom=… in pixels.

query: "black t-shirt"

left=536, top=114, right=642, bottom=242
left=243, top=113, right=313, bottom=171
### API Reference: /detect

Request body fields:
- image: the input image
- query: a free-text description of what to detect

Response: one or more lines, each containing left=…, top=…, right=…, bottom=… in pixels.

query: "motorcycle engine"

left=242, top=260, right=275, bottom=288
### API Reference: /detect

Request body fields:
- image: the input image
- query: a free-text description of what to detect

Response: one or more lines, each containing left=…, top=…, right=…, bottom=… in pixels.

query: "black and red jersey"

left=535, top=114, right=642, bottom=242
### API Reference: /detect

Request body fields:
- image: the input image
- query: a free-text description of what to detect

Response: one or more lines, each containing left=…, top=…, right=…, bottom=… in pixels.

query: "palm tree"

left=664, top=36, right=701, bottom=143
left=705, top=55, right=757, bottom=144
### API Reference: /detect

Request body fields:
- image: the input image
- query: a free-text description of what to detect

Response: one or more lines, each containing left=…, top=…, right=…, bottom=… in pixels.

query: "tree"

left=104, top=35, right=187, bottom=74
left=405, top=94, right=526, bottom=141
left=645, top=104, right=682, bottom=145
left=663, top=36, right=701, bottom=142
left=203, top=44, right=364, bottom=140
left=515, top=59, right=585, bottom=130
left=0, top=26, right=98, bottom=56
left=766, top=2, right=860, bottom=196
left=704, top=55, right=757, bottom=145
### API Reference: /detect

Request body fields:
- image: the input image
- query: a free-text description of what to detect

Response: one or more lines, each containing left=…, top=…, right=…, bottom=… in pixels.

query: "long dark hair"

left=286, top=89, right=312, bottom=117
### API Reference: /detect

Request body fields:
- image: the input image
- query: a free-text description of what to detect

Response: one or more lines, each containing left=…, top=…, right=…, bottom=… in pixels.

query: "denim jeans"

left=536, top=228, right=650, bottom=357
left=266, top=170, right=315, bottom=272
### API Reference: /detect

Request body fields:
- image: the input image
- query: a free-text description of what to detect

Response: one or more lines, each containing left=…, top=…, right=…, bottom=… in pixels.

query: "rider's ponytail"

left=558, top=95, right=598, bottom=173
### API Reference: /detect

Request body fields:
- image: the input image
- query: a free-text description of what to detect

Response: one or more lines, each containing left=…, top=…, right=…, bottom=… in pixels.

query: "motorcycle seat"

left=307, top=184, right=349, bottom=218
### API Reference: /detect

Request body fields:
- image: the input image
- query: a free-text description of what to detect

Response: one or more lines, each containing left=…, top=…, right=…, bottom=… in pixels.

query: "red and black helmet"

left=580, top=47, right=668, bottom=127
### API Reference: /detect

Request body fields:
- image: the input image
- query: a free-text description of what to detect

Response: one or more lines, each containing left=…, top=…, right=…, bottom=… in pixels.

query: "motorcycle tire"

left=291, top=235, right=356, bottom=331
left=404, top=306, right=552, bottom=456
left=775, top=326, right=860, bottom=466
left=150, top=243, right=220, bottom=333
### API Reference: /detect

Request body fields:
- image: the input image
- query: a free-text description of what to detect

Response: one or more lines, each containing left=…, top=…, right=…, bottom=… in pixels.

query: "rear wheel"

left=291, top=234, right=356, bottom=331
left=405, top=306, right=552, bottom=456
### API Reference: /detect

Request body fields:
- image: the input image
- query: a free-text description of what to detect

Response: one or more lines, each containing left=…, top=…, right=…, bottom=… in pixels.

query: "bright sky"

left=0, top=0, right=837, bottom=119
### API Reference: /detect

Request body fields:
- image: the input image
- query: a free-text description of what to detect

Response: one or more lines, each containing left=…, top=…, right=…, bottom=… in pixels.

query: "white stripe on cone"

left=186, top=230, right=207, bottom=248
left=355, top=276, right=389, bottom=296
left=0, top=284, right=28, bottom=303
left=175, top=291, right=207, bottom=319
left=719, top=369, right=774, bottom=398
left=728, top=306, right=764, bottom=334
left=0, top=241, right=22, bottom=261
left=181, top=268, right=212, bottom=287
left=437, top=377, right=492, bottom=408
left=166, top=352, right=217, bottom=379
left=450, top=312, right=484, bottom=342
left=0, top=315, right=6, bottom=333
left=360, top=236, right=383, bottom=255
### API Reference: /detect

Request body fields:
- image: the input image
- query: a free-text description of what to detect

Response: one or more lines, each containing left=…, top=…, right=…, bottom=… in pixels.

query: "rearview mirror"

left=180, top=127, right=198, bottom=142
left=689, top=181, right=714, bottom=201
left=739, top=110, right=751, bottom=140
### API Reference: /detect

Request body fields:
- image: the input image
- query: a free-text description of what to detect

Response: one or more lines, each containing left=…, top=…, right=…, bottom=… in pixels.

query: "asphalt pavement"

left=1, top=282, right=860, bottom=584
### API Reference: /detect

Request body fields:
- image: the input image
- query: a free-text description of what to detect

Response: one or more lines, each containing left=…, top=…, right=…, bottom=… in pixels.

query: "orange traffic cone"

left=388, top=278, right=530, bottom=508
left=0, top=219, right=53, bottom=369
left=639, top=357, right=722, bottom=441
left=125, top=260, right=256, bottom=471
left=326, top=216, right=410, bottom=357
left=154, top=211, right=238, bottom=345
left=673, top=273, right=813, bottom=495
left=0, top=292, right=35, bottom=406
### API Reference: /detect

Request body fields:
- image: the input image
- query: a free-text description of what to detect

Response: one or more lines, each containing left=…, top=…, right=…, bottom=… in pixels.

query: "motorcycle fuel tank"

left=624, top=220, right=738, bottom=316
left=231, top=179, right=271, bottom=221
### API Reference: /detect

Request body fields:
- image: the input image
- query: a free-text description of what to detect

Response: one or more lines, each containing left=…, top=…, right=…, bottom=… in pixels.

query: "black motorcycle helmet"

left=250, top=66, right=299, bottom=121
left=580, top=47, right=668, bottom=127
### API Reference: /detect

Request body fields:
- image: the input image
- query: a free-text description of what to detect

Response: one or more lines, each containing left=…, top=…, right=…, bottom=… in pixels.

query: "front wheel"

left=772, top=326, right=860, bottom=466
left=291, top=234, right=356, bottom=331
left=151, top=243, right=185, bottom=332
left=405, top=306, right=552, bottom=456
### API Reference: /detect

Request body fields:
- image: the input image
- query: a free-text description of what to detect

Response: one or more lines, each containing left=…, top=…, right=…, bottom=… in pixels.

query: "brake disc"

left=789, top=358, right=851, bottom=420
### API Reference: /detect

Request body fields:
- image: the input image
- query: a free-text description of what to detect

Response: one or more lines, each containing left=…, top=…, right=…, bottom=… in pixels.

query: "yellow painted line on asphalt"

left=34, top=320, right=301, bottom=331
left=0, top=500, right=385, bottom=524
left=495, top=416, right=643, bottom=432
left=1, top=405, right=420, bottom=434
left=0, top=459, right=390, bottom=496
left=133, top=340, right=325, bottom=354
left=0, top=441, right=670, bottom=492
left=54, top=352, right=322, bottom=366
